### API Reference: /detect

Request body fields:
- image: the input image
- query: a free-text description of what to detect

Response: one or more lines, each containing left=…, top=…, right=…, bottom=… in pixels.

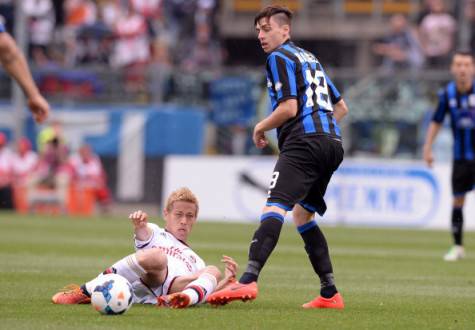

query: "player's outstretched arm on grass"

left=0, top=31, right=49, bottom=123
left=215, top=255, right=238, bottom=291
left=423, top=122, right=442, bottom=167
left=129, top=210, right=152, bottom=241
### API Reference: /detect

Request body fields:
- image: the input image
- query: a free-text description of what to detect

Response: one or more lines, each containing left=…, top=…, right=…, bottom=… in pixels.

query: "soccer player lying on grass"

left=52, top=187, right=238, bottom=308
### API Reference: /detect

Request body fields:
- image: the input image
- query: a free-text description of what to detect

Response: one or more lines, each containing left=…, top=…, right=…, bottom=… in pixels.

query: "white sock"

left=182, top=273, right=217, bottom=305
left=85, top=254, right=146, bottom=294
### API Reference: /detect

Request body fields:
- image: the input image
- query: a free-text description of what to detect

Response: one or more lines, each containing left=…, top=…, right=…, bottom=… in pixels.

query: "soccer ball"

left=91, top=274, right=133, bottom=315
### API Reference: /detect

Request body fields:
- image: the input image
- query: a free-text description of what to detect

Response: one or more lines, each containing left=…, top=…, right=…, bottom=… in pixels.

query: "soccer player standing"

left=0, top=22, right=49, bottom=123
left=207, top=5, right=349, bottom=309
left=423, top=51, right=475, bottom=261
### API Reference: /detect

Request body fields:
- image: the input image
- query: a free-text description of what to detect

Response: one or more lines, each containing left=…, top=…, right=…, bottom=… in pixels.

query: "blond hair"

left=165, top=187, right=199, bottom=216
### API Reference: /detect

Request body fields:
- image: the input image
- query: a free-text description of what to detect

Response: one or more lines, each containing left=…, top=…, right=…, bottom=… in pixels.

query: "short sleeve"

left=266, top=53, right=297, bottom=103
left=0, top=23, right=5, bottom=33
left=134, top=222, right=161, bottom=249
left=325, top=73, right=342, bottom=104
left=432, top=89, right=448, bottom=124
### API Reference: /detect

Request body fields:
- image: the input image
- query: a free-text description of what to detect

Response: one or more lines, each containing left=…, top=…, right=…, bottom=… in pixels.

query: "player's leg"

left=293, top=204, right=343, bottom=309
left=52, top=248, right=168, bottom=304
left=207, top=148, right=311, bottom=305
left=445, top=161, right=469, bottom=261
left=158, top=266, right=221, bottom=308
left=297, top=137, right=344, bottom=308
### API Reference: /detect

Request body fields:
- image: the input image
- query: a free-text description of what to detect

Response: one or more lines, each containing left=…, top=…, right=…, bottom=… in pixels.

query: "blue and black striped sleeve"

left=325, top=73, right=342, bottom=104
left=266, top=53, right=297, bottom=103
left=0, top=23, right=5, bottom=33
left=432, top=89, right=448, bottom=123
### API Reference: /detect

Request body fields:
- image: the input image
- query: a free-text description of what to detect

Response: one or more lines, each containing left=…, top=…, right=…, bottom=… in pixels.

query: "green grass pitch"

left=0, top=212, right=474, bottom=329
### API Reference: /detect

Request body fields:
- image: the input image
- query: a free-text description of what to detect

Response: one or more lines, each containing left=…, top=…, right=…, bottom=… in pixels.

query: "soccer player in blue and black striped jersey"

left=424, top=50, right=475, bottom=261
left=207, top=5, right=349, bottom=309
left=0, top=22, right=49, bottom=123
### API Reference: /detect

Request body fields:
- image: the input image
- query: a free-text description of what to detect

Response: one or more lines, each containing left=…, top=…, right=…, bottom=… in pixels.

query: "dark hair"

left=254, top=5, right=293, bottom=27
left=453, top=49, right=473, bottom=58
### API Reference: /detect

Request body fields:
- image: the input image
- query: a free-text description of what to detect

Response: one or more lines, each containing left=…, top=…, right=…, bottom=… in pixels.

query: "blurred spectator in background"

left=35, top=132, right=70, bottom=189
left=130, top=0, right=162, bottom=39
left=163, top=0, right=195, bottom=42
left=29, top=129, right=70, bottom=209
left=63, top=0, right=97, bottom=66
left=52, top=0, right=65, bottom=28
left=111, top=2, right=150, bottom=94
left=0, top=132, right=14, bottom=209
left=11, top=137, right=38, bottom=186
left=23, top=0, right=56, bottom=66
left=182, top=21, right=222, bottom=72
left=69, top=143, right=111, bottom=213
left=75, top=6, right=113, bottom=65
left=37, top=119, right=65, bottom=153
left=418, top=0, right=456, bottom=68
left=372, top=14, right=424, bottom=72
left=0, top=0, right=14, bottom=32
left=465, top=0, right=475, bottom=52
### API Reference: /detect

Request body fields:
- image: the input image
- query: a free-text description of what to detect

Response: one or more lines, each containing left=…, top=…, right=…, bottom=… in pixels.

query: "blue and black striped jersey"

left=265, top=40, right=342, bottom=149
left=0, top=22, right=5, bottom=33
left=432, top=81, right=475, bottom=161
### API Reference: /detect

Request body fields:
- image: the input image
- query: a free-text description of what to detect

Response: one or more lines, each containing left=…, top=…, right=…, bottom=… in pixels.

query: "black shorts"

left=266, top=135, right=344, bottom=216
left=452, top=160, right=475, bottom=196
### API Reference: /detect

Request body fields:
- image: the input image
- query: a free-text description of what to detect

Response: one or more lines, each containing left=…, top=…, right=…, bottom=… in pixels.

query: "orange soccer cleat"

left=302, top=292, right=344, bottom=309
left=157, top=292, right=191, bottom=308
left=206, top=281, right=258, bottom=306
left=51, top=284, right=91, bottom=305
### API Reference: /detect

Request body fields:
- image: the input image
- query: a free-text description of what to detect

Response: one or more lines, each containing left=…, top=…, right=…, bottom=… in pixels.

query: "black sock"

left=452, top=207, right=463, bottom=246
left=80, top=284, right=91, bottom=297
left=239, top=212, right=284, bottom=284
left=298, top=220, right=337, bottom=298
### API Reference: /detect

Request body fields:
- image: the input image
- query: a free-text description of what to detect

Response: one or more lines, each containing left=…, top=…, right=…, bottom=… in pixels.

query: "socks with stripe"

left=84, top=254, right=146, bottom=295
left=181, top=273, right=217, bottom=305
left=298, top=220, right=337, bottom=298
left=240, top=212, right=284, bottom=284
left=452, top=207, right=463, bottom=246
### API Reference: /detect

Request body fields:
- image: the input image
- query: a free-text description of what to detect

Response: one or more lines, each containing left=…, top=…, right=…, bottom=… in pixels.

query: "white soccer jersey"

left=12, top=151, right=38, bottom=178
left=132, top=223, right=205, bottom=303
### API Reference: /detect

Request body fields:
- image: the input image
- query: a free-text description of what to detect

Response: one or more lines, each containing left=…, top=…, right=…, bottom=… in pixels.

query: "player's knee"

left=453, top=196, right=465, bottom=208
left=292, top=204, right=314, bottom=226
left=136, top=249, right=167, bottom=272
left=203, top=265, right=221, bottom=281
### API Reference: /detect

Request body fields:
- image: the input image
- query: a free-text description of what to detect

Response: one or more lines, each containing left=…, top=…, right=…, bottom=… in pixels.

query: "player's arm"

left=423, top=122, right=442, bottom=167
left=254, top=54, right=298, bottom=148
left=423, top=89, right=447, bottom=167
left=253, top=98, right=297, bottom=148
left=129, top=210, right=153, bottom=241
left=0, top=31, right=49, bottom=123
left=333, top=99, right=349, bottom=123
left=325, top=73, right=348, bottom=123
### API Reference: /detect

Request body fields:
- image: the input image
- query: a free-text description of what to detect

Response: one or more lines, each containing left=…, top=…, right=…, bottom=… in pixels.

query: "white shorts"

left=131, top=256, right=193, bottom=304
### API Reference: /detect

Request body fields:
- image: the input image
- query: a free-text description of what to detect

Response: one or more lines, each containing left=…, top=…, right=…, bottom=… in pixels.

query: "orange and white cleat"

left=302, top=292, right=344, bottom=309
left=157, top=292, right=192, bottom=308
left=206, top=281, right=258, bottom=306
left=51, top=284, right=91, bottom=304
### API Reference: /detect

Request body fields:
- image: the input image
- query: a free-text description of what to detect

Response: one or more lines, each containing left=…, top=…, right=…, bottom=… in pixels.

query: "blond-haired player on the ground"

left=52, top=187, right=238, bottom=308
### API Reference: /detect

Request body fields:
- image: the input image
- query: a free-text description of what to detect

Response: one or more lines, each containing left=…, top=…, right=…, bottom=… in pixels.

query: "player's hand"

left=27, top=94, right=50, bottom=124
left=253, top=125, right=268, bottom=149
left=423, top=145, right=434, bottom=168
left=221, top=255, right=238, bottom=281
left=129, top=210, right=148, bottom=229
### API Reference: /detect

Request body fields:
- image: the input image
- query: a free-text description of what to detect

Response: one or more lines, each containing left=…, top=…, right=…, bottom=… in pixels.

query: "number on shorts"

left=269, top=171, right=280, bottom=190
